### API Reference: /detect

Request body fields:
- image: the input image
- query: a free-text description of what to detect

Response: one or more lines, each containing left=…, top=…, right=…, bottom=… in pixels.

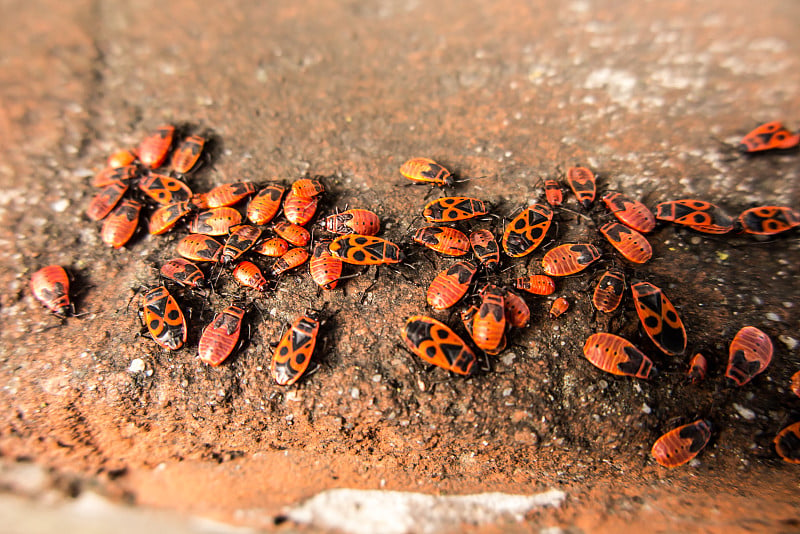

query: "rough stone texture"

left=1, top=0, right=799, bottom=532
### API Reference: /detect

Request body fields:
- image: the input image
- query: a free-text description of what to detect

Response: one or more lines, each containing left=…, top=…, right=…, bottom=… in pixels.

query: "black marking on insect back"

left=480, top=302, right=505, bottom=322
left=727, top=350, right=764, bottom=385
left=440, top=342, right=464, bottom=366
left=421, top=163, right=444, bottom=180
left=617, top=346, right=652, bottom=377
left=167, top=309, right=180, bottom=321
left=679, top=422, right=711, bottom=453
left=448, top=262, right=476, bottom=283
left=149, top=319, right=160, bottom=330
left=644, top=316, right=660, bottom=329
left=776, top=431, right=800, bottom=461
left=574, top=244, right=599, bottom=264
left=406, top=320, right=434, bottom=346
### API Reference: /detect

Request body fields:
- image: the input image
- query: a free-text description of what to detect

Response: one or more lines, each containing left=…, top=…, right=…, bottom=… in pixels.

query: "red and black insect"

left=599, top=221, right=652, bottom=264
left=189, top=192, right=210, bottom=210
left=198, top=305, right=246, bottom=366
left=592, top=268, right=625, bottom=313
left=189, top=207, right=243, bottom=236
left=329, top=235, right=403, bottom=265
left=221, top=225, right=262, bottom=264
left=631, top=281, right=687, bottom=356
left=503, top=288, right=530, bottom=328
left=774, top=422, right=800, bottom=464
left=399, top=157, right=453, bottom=187
left=602, top=192, right=655, bottom=233
left=101, top=199, right=141, bottom=248
left=149, top=201, right=193, bottom=235
left=471, top=284, right=506, bottom=352
left=274, top=221, right=311, bottom=247
left=252, top=236, right=289, bottom=257
left=583, top=333, right=656, bottom=379
left=141, top=286, right=187, bottom=350
left=107, top=148, right=138, bottom=169
left=232, top=260, right=268, bottom=291
left=739, top=121, right=800, bottom=153
left=160, top=258, right=206, bottom=289
left=542, top=243, right=602, bottom=276
left=87, top=180, right=128, bottom=221
left=247, top=184, right=285, bottom=225
left=687, top=353, right=707, bottom=384
left=283, top=190, right=319, bottom=226
left=92, top=164, right=140, bottom=188
left=549, top=297, right=569, bottom=318
left=138, top=125, right=175, bottom=169
left=468, top=229, right=500, bottom=272
left=655, top=200, right=734, bottom=234
left=514, top=274, right=555, bottom=296
left=566, top=166, right=596, bottom=209
left=426, top=261, right=477, bottom=310
left=320, top=209, right=381, bottom=236
left=291, top=178, right=325, bottom=198
left=138, top=173, right=193, bottom=205
left=271, top=247, right=310, bottom=276
left=736, top=206, right=800, bottom=236
left=31, top=265, right=71, bottom=317
left=651, top=420, right=712, bottom=468
left=309, top=240, right=343, bottom=290
left=501, top=203, right=553, bottom=258
left=792, top=370, right=800, bottom=399
left=543, top=178, right=563, bottom=207
left=271, top=312, right=321, bottom=385
left=725, top=326, right=772, bottom=386
left=170, top=134, right=205, bottom=174
left=206, top=182, right=257, bottom=208
left=176, top=234, right=223, bottom=262
left=422, top=196, right=488, bottom=223
left=413, top=226, right=470, bottom=256
left=402, top=315, right=476, bottom=375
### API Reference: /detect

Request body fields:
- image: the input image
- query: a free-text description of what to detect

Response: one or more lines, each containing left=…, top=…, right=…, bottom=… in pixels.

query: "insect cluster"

left=30, top=120, right=800, bottom=468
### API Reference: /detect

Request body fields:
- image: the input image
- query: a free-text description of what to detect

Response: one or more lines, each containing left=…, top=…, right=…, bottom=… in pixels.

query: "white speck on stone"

left=782, top=301, right=793, bottom=308
left=500, top=353, right=516, bottom=366
left=502, top=388, right=512, bottom=397
left=372, top=374, right=382, bottom=383
left=286, top=489, right=566, bottom=534
left=765, top=312, right=781, bottom=322
left=733, top=403, right=756, bottom=421
left=350, top=388, right=360, bottom=399
left=778, top=335, right=798, bottom=351
left=128, top=358, right=145, bottom=373
left=641, top=403, right=652, bottom=415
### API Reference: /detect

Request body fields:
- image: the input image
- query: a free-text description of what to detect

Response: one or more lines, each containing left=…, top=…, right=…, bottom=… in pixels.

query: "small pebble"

left=128, top=358, right=145, bottom=373
left=733, top=403, right=756, bottom=421
left=765, top=312, right=781, bottom=322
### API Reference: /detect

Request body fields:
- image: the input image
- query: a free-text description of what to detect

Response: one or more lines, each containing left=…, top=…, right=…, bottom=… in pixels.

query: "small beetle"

left=399, top=157, right=453, bottom=187
left=138, top=125, right=175, bottom=169
left=142, top=286, right=187, bottom=350
left=631, top=281, right=687, bottom=356
left=503, top=288, right=530, bottom=328
left=189, top=207, right=243, bottom=236
left=736, top=206, right=800, bottom=236
left=329, top=235, right=403, bottom=265
left=176, top=234, right=223, bottom=262
left=206, top=182, right=257, bottom=208
left=87, top=180, right=128, bottom=221
left=309, top=240, right=344, bottom=290
left=247, top=184, right=285, bottom=225
left=471, top=284, right=506, bottom=352
left=149, top=201, right=193, bottom=235
left=725, top=326, right=772, bottom=386
left=468, top=229, right=500, bottom=272
left=592, top=268, right=625, bottom=313
left=320, top=209, right=381, bottom=236
left=271, top=247, right=310, bottom=276
left=422, top=196, right=488, bottom=223
left=170, top=134, right=205, bottom=174
left=549, top=297, right=569, bottom=318
left=655, top=200, right=734, bottom=234
left=274, top=221, right=311, bottom=247
left=413, top=226, right=470, bottom=256
left=687, top=353, right=707, bottom=384
left=543, top=178, right=563, bottom=207
left=739, top=121, right=800, bottom=153
left=252, top=236, right=290, bottom=257
left=160, top=258, right=206, bottom=289
left=651, top=420, right=712, bottom=468
left=101, top=199, right=141, bottom=248
left=602, top=192, right=656, bottom=233
left=290, top=178, right=325, bottom=198
left=599, top=221, right=652, bottom=264
left=138, top=173, right=193, bottom=205
left=283, top=189, right=319, bottom=226
left=402, top=315, right=476, bottom=375
left=426, top=261, right=477, bottom=310
left=31, top=265, right=71, bottom=317
left=583, top=333, right=656, bottom=379
left=502, top=204, right=553, bottom=258
left=271, top=312, right=321, bottom=385
left=232, top=260, right=268, bottom=291
left=566, top=166, right=596, bottom=209
left=542, top=243, right=601, bottom=276
left=198, top=305, right=246, bottom=366
left=221, top=225, right=262, bottom=264
left=515, top=274, right=555, bottom=296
